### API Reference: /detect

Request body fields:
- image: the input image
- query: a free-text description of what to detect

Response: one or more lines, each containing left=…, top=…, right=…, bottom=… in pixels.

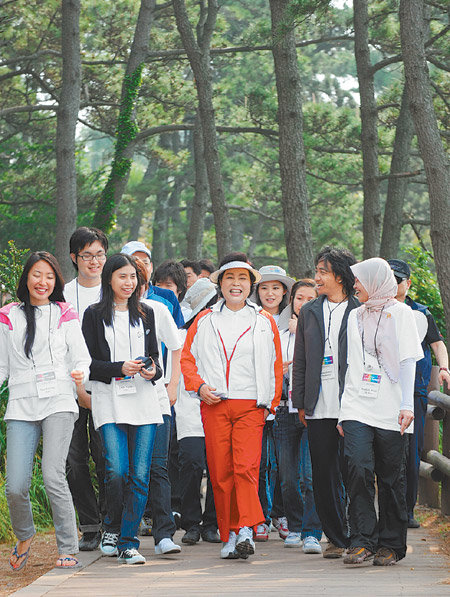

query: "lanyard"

left=31, top=305, right=54, bottom=367
left=361, top=306, right=384, bottom=369
left=325, top=298, right=346, bottom=349
left=217, top=326, right=251, bottom=389
left=76, top=279, right=79, bottom=313
left=112, top=312, right=133, bottom=362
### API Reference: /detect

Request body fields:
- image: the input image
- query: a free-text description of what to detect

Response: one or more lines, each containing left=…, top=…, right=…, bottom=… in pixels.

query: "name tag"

left=35, top=368, right=57, bottom=398
left=321, top=352, right=335, bottom=381
left=115, top=376, right=137, bottom=395
left=359, top=371, right=382, bottom=398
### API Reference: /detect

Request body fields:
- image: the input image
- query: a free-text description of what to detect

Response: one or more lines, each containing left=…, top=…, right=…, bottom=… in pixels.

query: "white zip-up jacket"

left=181, top=299, right=283, bottom=412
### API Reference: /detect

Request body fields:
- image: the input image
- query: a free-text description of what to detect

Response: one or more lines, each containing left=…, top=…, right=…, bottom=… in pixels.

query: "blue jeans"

left=273, top=408, right=322, bottom=540
left=99, top=423, right=157, bottom=551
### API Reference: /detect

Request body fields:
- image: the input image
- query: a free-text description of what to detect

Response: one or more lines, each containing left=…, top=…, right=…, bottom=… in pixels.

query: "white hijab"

left=351, top=258, right=399, bottom=382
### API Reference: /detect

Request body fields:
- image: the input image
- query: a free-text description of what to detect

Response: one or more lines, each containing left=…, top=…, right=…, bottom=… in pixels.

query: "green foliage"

left=0, top=240, right=29, bottom=303
left=404, top=245, right=446, bottom=339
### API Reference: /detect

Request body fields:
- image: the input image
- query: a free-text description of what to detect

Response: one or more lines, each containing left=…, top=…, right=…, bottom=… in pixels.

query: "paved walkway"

left=12, top=527, right=449, bottom=597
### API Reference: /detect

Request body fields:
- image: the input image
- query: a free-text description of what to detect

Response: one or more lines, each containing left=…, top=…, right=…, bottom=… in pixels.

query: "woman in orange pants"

left=181, top=252, right=282, bottom=560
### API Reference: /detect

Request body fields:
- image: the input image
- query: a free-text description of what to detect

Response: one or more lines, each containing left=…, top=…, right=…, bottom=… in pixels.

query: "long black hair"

left=16, top=251, right=65, bottom=358
left=93, top=253, right=143, bottom=326
left=290, top=278, right=317, bottom=316
left=315, top=246, right=356, bottom=298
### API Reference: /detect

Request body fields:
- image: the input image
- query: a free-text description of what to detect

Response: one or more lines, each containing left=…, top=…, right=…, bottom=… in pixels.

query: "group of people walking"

left=1, top=227, right=448, bottom=572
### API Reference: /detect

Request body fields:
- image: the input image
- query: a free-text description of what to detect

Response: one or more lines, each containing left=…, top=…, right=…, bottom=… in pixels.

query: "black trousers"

left=307, top=418, right=349, bottom=548
left=178, top=436, right=217, bottom=532
left=406, top=393, right=427, bottom=518
left=343, top=420, right=408, bottom=560
left=66, top=406, right=106, bottom=532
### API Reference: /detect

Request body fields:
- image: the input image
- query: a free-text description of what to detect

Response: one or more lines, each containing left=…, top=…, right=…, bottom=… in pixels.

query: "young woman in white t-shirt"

left=338, top=258, right=423, bottom=566
left=82, top=254, right=163, bottom=565
left=0, top=251, right=90, bottom=571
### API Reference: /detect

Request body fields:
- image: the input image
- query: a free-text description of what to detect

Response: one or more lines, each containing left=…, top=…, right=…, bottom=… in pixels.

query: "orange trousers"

left=201, top=399, right=265, bottom=542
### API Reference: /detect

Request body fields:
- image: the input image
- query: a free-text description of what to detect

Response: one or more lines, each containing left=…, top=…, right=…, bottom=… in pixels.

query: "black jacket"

left=291, top=294, right=360, bottom=415
left=82, top=303, right=162, bottom=385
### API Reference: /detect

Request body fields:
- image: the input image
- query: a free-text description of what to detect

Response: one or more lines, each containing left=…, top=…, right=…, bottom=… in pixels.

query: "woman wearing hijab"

left=337, top=258, right=423, bottom=566
left=181, top=252, right=283, bottom=560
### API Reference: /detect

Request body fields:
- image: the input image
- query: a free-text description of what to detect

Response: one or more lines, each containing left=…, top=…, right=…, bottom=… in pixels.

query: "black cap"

left=387, top=259, right=411, bottom=280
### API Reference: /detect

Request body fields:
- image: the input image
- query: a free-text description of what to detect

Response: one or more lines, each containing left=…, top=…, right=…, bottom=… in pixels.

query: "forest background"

left=0, top=0, right=448, bottom=324
left=0, top=0, right=449, bottom=542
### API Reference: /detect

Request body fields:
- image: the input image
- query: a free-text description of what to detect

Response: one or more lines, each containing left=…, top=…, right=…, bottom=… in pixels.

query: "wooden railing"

left=419, top=367, right=450, bottom=515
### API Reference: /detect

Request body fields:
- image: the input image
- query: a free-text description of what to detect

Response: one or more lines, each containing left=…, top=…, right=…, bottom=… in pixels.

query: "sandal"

left=9, top=542, right=32, bottom=572
left=55, top=556, right=82, bottom=569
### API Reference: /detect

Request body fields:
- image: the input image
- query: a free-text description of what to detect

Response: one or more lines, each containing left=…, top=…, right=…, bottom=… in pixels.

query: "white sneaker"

left=100, top=531, right=119, bottom=556
left=235, top=526, right=255, bottom=557
left=303, top=536, right=323, bottom=554
left=273, top=516, right=289, bottom=539
left=284, top=532, right=302, bottom=548
left=155, top=537, right=181, bottom=555
left=117, top=548, right=145, bottom=565
left=220, top=531, right=240, bottom=559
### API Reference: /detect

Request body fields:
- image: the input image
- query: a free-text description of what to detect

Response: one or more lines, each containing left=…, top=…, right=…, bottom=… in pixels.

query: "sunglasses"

left=394, top=275, right=406, bottom=285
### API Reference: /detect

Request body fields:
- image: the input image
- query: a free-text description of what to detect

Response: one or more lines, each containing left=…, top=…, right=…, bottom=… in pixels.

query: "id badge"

left=115, top=376, right=137, bottom=395
left=35, top=368, right=57, bottom=398
left=321, top=350, right=335, bottom=381
left=359, top=370, right=382, bottom=398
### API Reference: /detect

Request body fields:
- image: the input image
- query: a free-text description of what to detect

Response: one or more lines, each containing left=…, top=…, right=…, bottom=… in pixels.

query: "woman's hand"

left=71, top=369, right=84, bottom=386
left=282, top=360, right=293, bottom=375
left=140, top=365, right=156, bottom=380
left=264, top=409, right=270, bottom=421
left=398, top=409, right=414, bottom=435
left=288, top=315, right=297, bottom=335
left=337, top=423, right=344, bottom=437
left=199, top=384, right=222, bottom=405
left=166, top=382, right=178, bottom=406
left=122, top=360, right=144, bottom=376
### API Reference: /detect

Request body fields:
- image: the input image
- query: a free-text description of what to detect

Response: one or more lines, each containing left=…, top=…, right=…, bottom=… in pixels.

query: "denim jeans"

left=406, top=393, right=428, bottom=518
left=6, top=413, right=78, bottom=554
left=273, top=409, right=322, bottom=539
left=66, top=405, right=106, bottom=532
left=145, top=414, right=176, bottom=544
left=258, top=420, right=279, bottom=524
left=99, top=423, right=157, bottom=551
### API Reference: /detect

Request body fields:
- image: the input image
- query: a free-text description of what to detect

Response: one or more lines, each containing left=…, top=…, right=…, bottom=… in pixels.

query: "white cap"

left=121, top=241, right=152, bottom=260
left=210, top=261, right=262, bottom=284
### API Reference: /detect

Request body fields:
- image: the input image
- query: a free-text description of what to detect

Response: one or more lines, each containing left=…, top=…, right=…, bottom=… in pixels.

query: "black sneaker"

left=79, top=531, right=101, bottom=551
left=117, top=548, right=145, bottom=565
left=100, top=531, right=119, bottom=556
left=408, top=517, right=420, bottom=528
left=182, top=528, right=201, bottom=545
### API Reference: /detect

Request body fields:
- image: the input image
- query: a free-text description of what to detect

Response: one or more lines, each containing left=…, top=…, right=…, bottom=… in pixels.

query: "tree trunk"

left=379, top=85, right=415, bottom=259
left=354, top=0, right=381, bottom=258
left=128, top=160, right=156, bottom=240
left=399, top=0, right=450, bottom=335
left=173, top=0, right=231, bottom=261
left=93, top=0, right=155, bottom=232
left=152, top=187, right=170, bottom=267
left=55, top=0, right=81, bottom=279
left=187, top=111, right=209, bottom=259
left=269, top=0, right=314, bottom=278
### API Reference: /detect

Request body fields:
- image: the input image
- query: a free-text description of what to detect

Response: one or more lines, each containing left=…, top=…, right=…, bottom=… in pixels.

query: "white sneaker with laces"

left=303, top=536, right=323, bottom=554
left=117, top=548, right=146, bottom=565
left=220, top=531, right=239, bottom=559
left=155, top=537, right=181, bottom=555
left=236, top=526, right=255, bottom=557
left=284, top=531, right=302, bottom=548
left=273, top=516, right=289, bottom=539
left=100, top=531, right=119, bottom=556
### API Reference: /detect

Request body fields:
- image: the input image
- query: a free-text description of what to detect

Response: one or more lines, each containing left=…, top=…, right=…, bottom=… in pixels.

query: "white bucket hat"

left=183, top=278, right=218, bottom=319
left=257, top=265, right=295, bottom=292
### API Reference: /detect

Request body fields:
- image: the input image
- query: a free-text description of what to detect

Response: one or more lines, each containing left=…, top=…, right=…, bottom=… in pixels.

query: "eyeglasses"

left=78, top=252, right=107, bottom=262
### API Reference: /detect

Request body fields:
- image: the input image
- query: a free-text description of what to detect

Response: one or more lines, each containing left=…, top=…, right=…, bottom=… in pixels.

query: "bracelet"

left=439, top=367, right=450, bottom=374
left=197, top=382, right=206, bottom=396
